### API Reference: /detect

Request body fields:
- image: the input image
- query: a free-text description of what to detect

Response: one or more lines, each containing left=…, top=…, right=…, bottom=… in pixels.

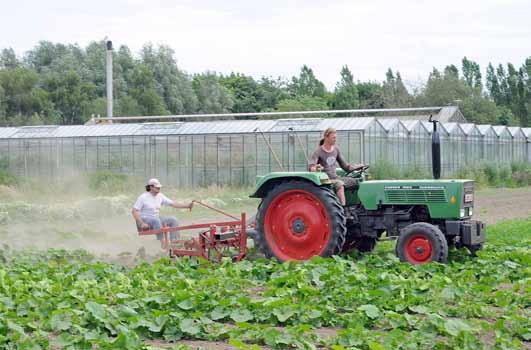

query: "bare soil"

left=474, top=187, right=531, bottom=224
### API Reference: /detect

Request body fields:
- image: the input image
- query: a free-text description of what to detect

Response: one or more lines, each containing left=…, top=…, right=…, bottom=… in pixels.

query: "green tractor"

left=249, top=119, right=485, bottom=264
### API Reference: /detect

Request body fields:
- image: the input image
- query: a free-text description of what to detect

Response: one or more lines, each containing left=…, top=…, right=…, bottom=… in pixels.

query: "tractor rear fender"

left=250, top=172, right=330, bottom=198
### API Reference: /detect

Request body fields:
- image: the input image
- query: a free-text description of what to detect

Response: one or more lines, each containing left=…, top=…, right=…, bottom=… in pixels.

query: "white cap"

left=147, top=178, right=162, bottom=188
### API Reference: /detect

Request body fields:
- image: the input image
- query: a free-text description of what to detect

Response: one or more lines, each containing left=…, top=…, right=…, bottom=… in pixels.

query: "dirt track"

left=474, top=187, right=531, bottom=224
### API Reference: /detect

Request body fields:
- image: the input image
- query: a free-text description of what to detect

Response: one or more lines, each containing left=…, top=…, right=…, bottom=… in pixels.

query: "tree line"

left=0, top=40, right=529, bottom=127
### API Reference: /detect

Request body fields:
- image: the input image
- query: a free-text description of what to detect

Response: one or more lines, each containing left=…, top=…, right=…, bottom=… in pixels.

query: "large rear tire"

left=255, top=180, right=346, bottom=261
left=396, top=222, right=448, bottom=264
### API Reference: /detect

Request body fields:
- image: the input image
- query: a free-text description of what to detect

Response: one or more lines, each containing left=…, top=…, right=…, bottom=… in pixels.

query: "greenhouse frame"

left=0, top=108, right=529, bottom=187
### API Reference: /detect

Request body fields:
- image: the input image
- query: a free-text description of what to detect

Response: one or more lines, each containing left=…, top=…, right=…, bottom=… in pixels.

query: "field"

left=0, top=183, right=530, bottom=349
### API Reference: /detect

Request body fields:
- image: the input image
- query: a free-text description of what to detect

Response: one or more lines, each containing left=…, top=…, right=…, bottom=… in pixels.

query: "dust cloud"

left=0, top=173, right=259, bottom=262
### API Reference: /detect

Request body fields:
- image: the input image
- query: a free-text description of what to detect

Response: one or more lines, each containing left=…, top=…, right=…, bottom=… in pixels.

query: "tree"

left=459, top=95, right=498, bottom=124
left=356, top=82, right=384, bottom=109
left=416, top=67, right=469, bottom=107
left=461, top=57, right=482, bottom=90
left=129, top=64, right=169, bottom=116
left=42, top=70, right=97, bottom=124
left=115, top=95, right=142, bottom=116
left=220, top=73, right=262, bottom=113
left=276, top=96, right=328, bottom=112
left=0, top=68, right=45, bottom=117
left=382, top=68, right=411, bottom=107
left=192, top=72, right=233, bottom=114
left=257, top=77, right=289, bottom=112
left=0, top=85, right=6, bottom=122
left=139, top=44, right=198, bottom=114
left=113, top=45, right=135, bottom=100
left=0, top=48, right=19, bottom=69
left=24, top=41, right=60, bottom=72
left=288, top=65, right=326, bottom=98
left=332, top=65, right=359, bottom=110
left=496, top=64, right=510, bottom=106
left=83, top=41, right=106, bottom=96
left=486, top=63, right=502, bottom=104
left=495, top=106, right=519, bottom=126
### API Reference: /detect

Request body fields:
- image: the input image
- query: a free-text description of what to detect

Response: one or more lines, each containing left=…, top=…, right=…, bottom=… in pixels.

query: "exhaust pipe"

left=429, top=115, right=441, bottom=179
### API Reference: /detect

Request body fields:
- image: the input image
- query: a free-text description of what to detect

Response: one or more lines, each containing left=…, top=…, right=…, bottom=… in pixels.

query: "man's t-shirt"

left=309, top=146, right=352, bottom=179
left=133, top=192, right=174, bottom=219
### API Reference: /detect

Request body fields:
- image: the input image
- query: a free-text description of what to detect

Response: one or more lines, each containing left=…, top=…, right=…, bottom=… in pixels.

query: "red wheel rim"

left=405, top=234, right=433, bottom=264
left=264, top=189, right=331, bottom=260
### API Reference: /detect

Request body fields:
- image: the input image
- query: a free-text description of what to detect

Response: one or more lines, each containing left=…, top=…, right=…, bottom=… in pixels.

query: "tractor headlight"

left=460, top=209, right=465, bottom=218
left=469, top=208, right=473, bottom=216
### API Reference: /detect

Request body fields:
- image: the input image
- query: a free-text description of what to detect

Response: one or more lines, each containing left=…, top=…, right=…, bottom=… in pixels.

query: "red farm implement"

left=138, top=200, right=249, bottom=262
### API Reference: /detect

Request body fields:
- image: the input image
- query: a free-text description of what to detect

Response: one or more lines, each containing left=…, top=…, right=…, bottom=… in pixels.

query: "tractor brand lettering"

left=384, top=186, right=445, bottom=190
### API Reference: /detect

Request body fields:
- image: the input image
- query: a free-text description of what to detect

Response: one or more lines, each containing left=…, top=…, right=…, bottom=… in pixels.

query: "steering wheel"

left=345, top=164, right=370, bottom=177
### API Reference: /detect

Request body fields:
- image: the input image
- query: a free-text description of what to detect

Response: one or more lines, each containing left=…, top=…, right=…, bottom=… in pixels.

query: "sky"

left=1, top=0, right=530, bottom=89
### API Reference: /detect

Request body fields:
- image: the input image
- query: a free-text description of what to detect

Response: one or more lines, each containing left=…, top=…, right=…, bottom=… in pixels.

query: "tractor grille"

left=385, top=189, right=447, bottom=203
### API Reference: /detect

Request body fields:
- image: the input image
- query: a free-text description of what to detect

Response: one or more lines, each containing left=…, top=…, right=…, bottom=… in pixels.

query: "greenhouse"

left=492, top=126, right=513, bottom=163
left=0, top=108, right=529, bottom=187
left=460, top=124, right=482, bottom=165
left=507, top=127, right=527, bottom=162
left=525, top=128, right=531, bottom=162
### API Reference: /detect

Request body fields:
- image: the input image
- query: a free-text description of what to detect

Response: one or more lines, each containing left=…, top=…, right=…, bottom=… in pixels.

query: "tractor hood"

left=358, top=179, right=474, bottom=219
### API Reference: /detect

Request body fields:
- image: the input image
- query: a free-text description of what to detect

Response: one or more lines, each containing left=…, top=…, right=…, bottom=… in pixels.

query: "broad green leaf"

left=177, top=299, right=194, bottom=310
left=368, top=341, right=384, bottom=350
left=273, top=307, right=296, bottom=322
left=180, top=318, right=200, bottom=335
left=112, top=331, right=142, bottom=349
left=409, top=305, right=429, bottom=314
left=115, top=293, right=131, bottom=299
left=50, top=313, right=71, bottom=331
left=358, top=304, right=380, bottom=319
left=230, top=309, right=254, bottom=323
left=117, top=305, right=138, bottom=317
left=443, top=318, right=472, bottom=336
left=148, top=315, right=169, bottom=333
left=307, top=309, right=322, bottom=319
left=85, top=302, right=107, bottom=322
left=262, top=328, right=284, bottom=347
left=7, top=321, right=25, bottom=336
left=142, top=294, right=171, bottom=305
left=210, top=307, right=229, bottom=321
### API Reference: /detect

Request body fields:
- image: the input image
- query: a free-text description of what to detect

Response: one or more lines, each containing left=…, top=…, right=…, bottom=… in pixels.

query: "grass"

left=370, top=159, right=531, bottom=188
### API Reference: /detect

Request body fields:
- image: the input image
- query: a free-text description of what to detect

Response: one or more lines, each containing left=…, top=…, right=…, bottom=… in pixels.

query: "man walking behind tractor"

left=132, top=178, right=193, bottom=247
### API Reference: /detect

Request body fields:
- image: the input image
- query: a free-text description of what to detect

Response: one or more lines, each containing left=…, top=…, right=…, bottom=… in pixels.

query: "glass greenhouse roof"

left=0, top=117, right=529, bottom=141
left=492, top=125, right=511, bottom=137
left=507, top=127, right=525, bottom=138
left=459, top=123, right=479, bottom=135
left=477, top=125, right=496, bottom=136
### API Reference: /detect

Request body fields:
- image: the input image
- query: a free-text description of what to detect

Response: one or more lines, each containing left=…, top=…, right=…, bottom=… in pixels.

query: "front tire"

left=396, top=222, right=448, bottom=264
left=255, top=180, right=346, bottom=261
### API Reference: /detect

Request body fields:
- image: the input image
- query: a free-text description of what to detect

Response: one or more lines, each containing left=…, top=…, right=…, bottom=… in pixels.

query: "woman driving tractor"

left=309, top=127, right=366, bottom=205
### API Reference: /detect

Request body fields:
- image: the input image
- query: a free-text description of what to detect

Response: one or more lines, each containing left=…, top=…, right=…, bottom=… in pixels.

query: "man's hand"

left=140, top=222, right=149, bottom=230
